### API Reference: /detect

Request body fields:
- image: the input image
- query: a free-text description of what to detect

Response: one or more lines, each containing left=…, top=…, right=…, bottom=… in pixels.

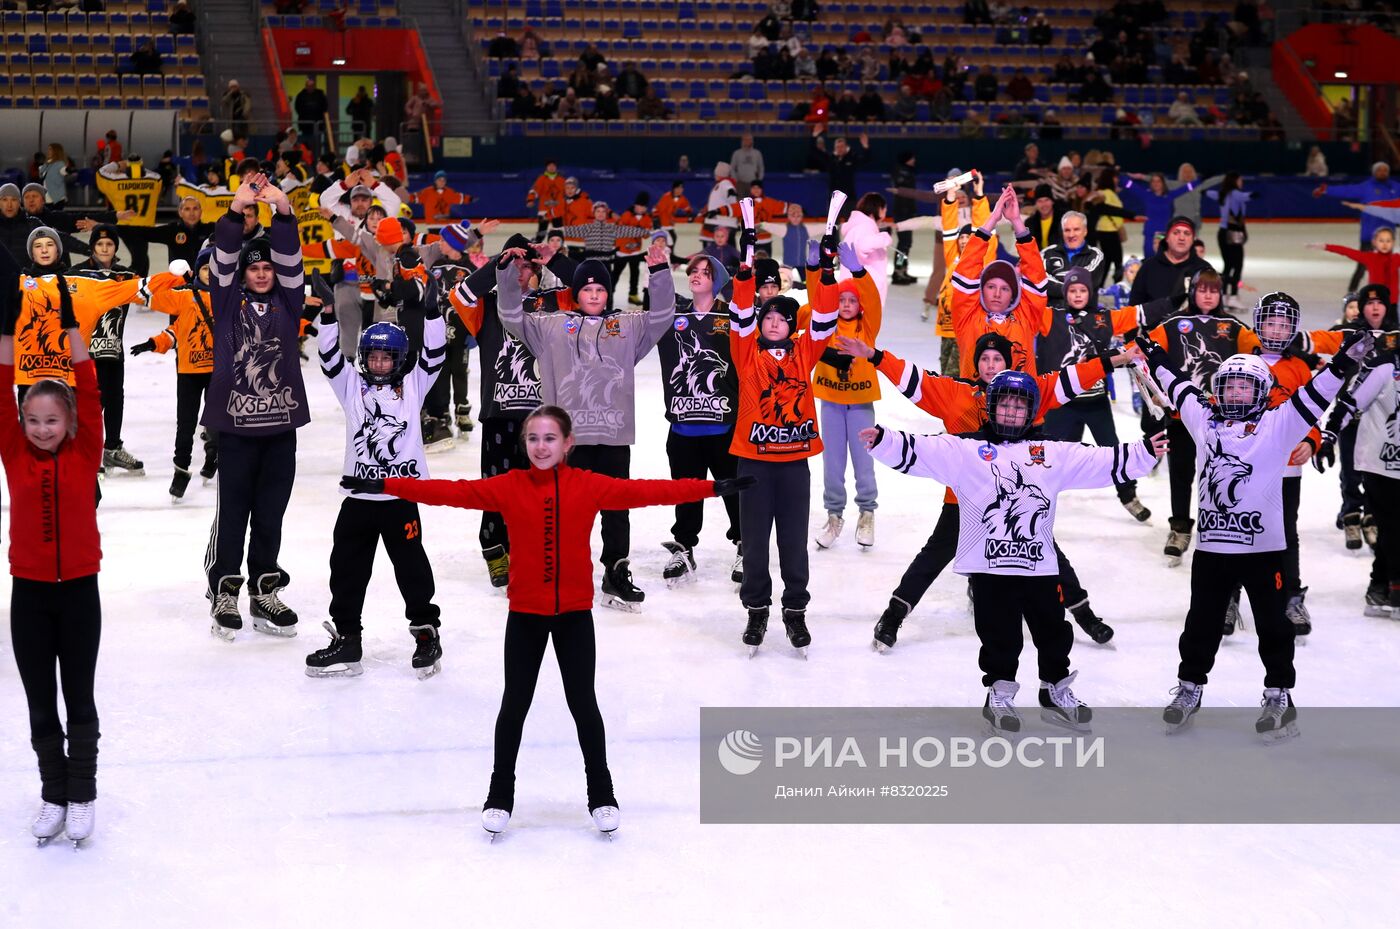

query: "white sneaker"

left=481, top=808, right=511, bottom=835
left=591, top=805, right=620, bottom=834
left=814, top=514, right=844, bottom=549
left=65, top=800, right=95, bottom=844
left=31, top=802, right=66, bottom=844
left=855, top=510, right=875, bottom=548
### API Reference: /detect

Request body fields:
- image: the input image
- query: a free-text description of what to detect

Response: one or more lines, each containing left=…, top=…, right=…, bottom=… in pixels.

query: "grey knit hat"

left=27, top=225, right=63, bottom=260
left=22, top=182, right=46, bottom=199
left=0, top=183, right=20, bottom=200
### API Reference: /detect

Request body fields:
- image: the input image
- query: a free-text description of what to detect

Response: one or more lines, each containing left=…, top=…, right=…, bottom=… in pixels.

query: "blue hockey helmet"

left=357, top=322, right=411, bottom=386
left=985, top=369, right=1040, bottom=439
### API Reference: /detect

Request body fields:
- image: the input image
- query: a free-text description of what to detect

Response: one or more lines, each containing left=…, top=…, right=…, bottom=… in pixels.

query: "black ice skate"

left=209, top=575, right=244, bottom=642
left=661, top=541, right=696, bottom=588
left=305, top=621, right=363, bottom=678
left=1039, top=671, right=1092, bottom=732
left=1342, top=512, right=1363, bottom=551
left=455, top=402, right=474, bottom=433
left=1163, top=680, right=1203, bottom=733
left=1121, top=496, right=1152, bottom=523
left=250, top=572, right=298, bottom=637
left=1364, top=581, right=1392, bottom=617
left=199, top=459, right=218, bottom=485
left=169, top=467, right=191, bottom=502
left=483, top=544, right=510, bottom=589
left=782, top=608, right=811, bottom=658
left=1286, top=588, right=1311, bottom=638
left=601, top=559, right=644, bottom=612
left=1069, top=600, right=1114, bottom=645
left=1164, top=518, right=1194, bottom=567
left=742, top=608, right=768, bottom=657
left=1255, top=688, right=1299, bottom=743
left=872, top=596, right=910, bottom=652
left=730, top=543, right=744, bottom=585
left=102, top=445, right=145, bottom=476
left=1223, top=592, right=1243, bottom=635
left=411, top=624, right=443, bottom=680
left=982, top=681, right=1022, bottom=733
left=422, top=415, right=456, bottom=453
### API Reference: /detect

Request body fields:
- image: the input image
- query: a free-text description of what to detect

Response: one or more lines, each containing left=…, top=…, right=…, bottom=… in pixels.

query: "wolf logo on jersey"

left=1197, top=436, right=1265, bottom=542
left=558, top=349, right=626, bottom=429
left=352, top=399, right=420, bottom=479
left=1380, top=400, right=1400, bottom=468
left=492, top=333, right=542, bottom=408
left=981, top=462, right=1049, bottom=567
left=759, top=367, right=808, bottom=428
left=18, top=298, right=68, bottom=372
left=1058, top=323, right=1098, bottom=369
left=1179, top=329, right=1224, bottom=386
left=668, top=327, right=731, bottom=420
left=227, top=306, right=299, bottom=425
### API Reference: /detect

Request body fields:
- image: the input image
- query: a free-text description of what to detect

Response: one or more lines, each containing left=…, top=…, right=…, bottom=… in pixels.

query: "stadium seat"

left=143, top=75, right=163, bottom=97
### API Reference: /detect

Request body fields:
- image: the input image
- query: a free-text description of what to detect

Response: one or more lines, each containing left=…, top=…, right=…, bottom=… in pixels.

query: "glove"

left=837, top=241, right=864, bottom=274
left=1330, top=329, right=1374, bottom=376
left=396, top=243, right=422, bottom=272
left=371, top=278, right=393, bottom=306
left=713, top=475, right=757, bottom=496
left=1312, top=431, right=1337, bottom=474
left=805, top=238, right=821, bottom=269
left=1134, top=337, right=1167, bottom=366
left=820, top=346, right=854, bottom=381
left=819, top=231, right=839, bottom=268
left=129, top=339, right=156, bottom=356
left=340, top=475, right=385, bottom=494
left=739, top=225, right=757, bottom=257
left=309, top=270, right=336, bottom=306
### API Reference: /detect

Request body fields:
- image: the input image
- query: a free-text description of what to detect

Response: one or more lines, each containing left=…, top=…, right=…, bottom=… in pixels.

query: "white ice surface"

left=1, top=222, right=1396, bottom=927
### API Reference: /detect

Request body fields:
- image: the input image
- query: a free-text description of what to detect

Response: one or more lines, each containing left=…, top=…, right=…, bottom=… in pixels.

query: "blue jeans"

left=820, top=400, right=877, bottom=515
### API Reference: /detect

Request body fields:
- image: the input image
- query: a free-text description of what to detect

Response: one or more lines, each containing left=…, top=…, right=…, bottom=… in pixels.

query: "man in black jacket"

left=109, top=196, right=214, bottom=270
left=1127, top=216, right=1214, bottom=306
left=809, top=129, right=870, bottom=199
left=1041, top=210, right=1107, bottom=301
left=1025, top=183, right=1067, bottom=250
left=890, top=150, right=918, bottom=285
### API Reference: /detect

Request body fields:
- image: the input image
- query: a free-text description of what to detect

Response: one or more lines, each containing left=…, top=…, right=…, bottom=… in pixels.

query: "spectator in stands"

left=637, top=87, right=670, bottom=120
left=1196, top=51, right=1223, bottom=85
left=553, top=87, right=583, bottom=120
left=222, top=80, right=253, bottom=136
left=892, top=85, right=918, bottom=123
left=509, top=87, right=539, bottom=119
left=1006, top=68, right=1034, bottom=103
left=857, top=46, right=882, bottom=84
left=794, top=48, right=816, bottom=78
left=1029, top=13, right=1053, bottom=46
left=929, top=86, right=953, bottom=123
left=1041, top=108, right=1064, bottom=140
left=964, top=0, right=991, bottom=25
left=124, top=39, right=163, bottom=76
left=816, top=48, right=839, bottom=81
left=1164, top=49, right=1196, bottom=84
left=1305, top=146, right=1329, bottom=178
left=790, top=0, right=817, bottom=22
left=593, top=84, right=621, bottom=121
left=519, top=28, right=546, bottom=60
left=488, top=30, right=520, bottom=58
left=857, top=86, right=886, bottom=122
left=833, top=89, right=860, bottom=122
left=730, top=135, right=765, bottom=190
left=1258, top=109, right=1285, bottom=142
left=774, top=48, right=796, bottom=80
left=809, top=128, right=869, bottom=197
left=579, top=43, right=606, bottom=73
left=1012, top=143, right=1042, bottom=182
left=1167, top=92, right=1201, bottom=127
left=1333, top=98, right=1357, bottom=143
left=169, top=1, right=195, bottom=34
left=1110, top=107, right=1141, bottom=140
left=310, top=155, right=341, bottom=196
left=498, top=64, right=521, bottom=100
left=568, top=64, right=598, bottom=99
left=835, top=49, right=855, bottom=79
left=94, top=130, right=122, bottom=167
left=757, top=7, right=782, bottom=41
left=40, top=144, right=70, bottom=208
left=748, top=26, right=770, bottom=61
left=958, top=110, right=987, bottom=139
left=618, top=62, right=647, bottom=99
left=1052, top=54, right=1083, bottom=83
left=346, top=86, right=375, bottom=138
left=943, top=54, right=967, bottom=97
left=803, top=85, right=832, bottom=126
left=1077, top=69, right=1113, bottom=104
left=294, top=77, right=329, bottom=143
left=971, top=66, right=999, bottom=103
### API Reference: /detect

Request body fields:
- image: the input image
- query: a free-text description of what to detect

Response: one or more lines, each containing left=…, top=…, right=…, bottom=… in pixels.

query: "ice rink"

left=1, top=220, right=1396, bottom=927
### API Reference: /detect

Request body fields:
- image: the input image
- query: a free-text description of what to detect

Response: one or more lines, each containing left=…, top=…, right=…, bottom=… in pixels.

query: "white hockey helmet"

left=1211, top=353, right=1275, bottom=421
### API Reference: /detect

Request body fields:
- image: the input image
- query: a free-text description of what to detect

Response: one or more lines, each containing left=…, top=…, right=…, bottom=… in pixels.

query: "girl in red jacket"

left=0, top=300, right=103, bottom=849
left=343, top=404, right=750, bottom=838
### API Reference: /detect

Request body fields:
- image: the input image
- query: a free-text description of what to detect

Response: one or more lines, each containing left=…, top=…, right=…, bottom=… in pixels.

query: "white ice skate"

left=32, top=802, right=66, bottom=847
left=65, top=800, right=94, bottom=849
left=482, top=807, right=511, bottom=839
left=982, top=680, right=1021, bottom=733
left=1163, top=680, right=1203, bottom=734
left=591, top=805, right=620, bottom=838
left=814, top=514, right=844, bottom=550
left=855, top=511, right=875, bottom=549
left=1039, top=671, right=1093, bottom=732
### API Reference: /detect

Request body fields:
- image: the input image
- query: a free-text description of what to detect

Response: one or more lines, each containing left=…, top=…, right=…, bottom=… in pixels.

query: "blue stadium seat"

left=95, top=53, right=117, bottom=71
left=115, top=36, right=134, bottom=56
left=81, top=94, right=100, bottom=107
left=131, top=13, right=151, bottom=32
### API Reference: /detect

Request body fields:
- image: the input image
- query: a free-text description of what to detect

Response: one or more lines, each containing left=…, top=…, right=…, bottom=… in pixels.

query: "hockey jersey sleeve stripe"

left=1292, top=379, right=1328, bottom=426
left=895, top=431, right=918, bottom=474
left=419, top=359, right=443, bottom=375
left=897, top=364, right=923, bottom=404
left=423, top=343, right=446, bottom=359
left=1113, top=443, right=1129, bottom=485
left=730, top=300, right=756, bottom=337
left=950, top=272, right=979, bottom=294
left=1054, top=366, right=1080, bottom=405
left=321, top=354, right=346, bottom=378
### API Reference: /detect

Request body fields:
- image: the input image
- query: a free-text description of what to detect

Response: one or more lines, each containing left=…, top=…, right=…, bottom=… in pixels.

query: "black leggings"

left=11, top=575, right=102, bottom=804
left=1095, top=230, right=1124, bottom=283
left=94, top=355, right=125, bottom=449
left=486, top=610, right=615, bottom=813
left=174, top=371, right=217, bottom=472
left=1216, top=227, right=1245, bottom=296
left=611, top=254, right=644, bottom=297
left=1180, top=550, right=1292, bottom=688
left=569, top=444, right=631, bottom=567
left=479, top=417, right=530, bottom=553
left=666, top=428, right=740, bottom=550
left=1165, top=416, right=1198, bottom=523
left=1365, top=472, right=1400, bottom=595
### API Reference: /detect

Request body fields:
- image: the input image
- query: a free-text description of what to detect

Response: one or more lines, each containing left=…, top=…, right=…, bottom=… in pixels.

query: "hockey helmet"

left=1211, top=353, right=1274, bottom=421
left=1252, top=292, right=1300, bottom=353
left=358, top=321, right=411, bottom=386
left=985, top=370, right=1040, bottom=440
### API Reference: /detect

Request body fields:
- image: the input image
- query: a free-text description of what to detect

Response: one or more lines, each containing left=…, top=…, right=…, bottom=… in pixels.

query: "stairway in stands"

left=403, top=0, right=496, bottom=134
left=199, top=0, right=277, bottom=134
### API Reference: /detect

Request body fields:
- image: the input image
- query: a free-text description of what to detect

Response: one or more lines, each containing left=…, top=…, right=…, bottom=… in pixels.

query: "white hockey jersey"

left=1150, top=355, right=1344, bottom=553
left=1342, top=359, right=1400, bottom=478
left=319, top=311, right=446, bottom=501
left=869, top=428, right=1156, bottom=577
